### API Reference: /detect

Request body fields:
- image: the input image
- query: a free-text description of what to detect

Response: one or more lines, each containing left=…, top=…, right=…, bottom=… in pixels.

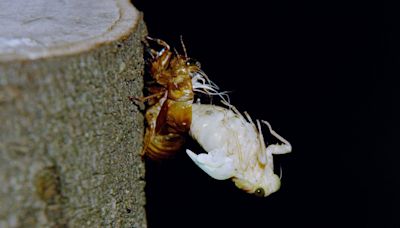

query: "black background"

left=133, top=1, right=397, bottom=227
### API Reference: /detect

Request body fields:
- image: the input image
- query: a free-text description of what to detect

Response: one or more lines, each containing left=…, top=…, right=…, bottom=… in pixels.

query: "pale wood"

left=0, top=0, right=147, bottom=227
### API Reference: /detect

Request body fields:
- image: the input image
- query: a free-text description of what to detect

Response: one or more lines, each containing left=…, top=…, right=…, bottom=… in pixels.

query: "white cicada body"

left=186, top=103, right=292, bottom=197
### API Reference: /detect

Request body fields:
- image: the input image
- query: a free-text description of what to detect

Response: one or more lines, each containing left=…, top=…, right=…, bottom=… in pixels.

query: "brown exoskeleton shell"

left=142, top=37, right=201, bottom=160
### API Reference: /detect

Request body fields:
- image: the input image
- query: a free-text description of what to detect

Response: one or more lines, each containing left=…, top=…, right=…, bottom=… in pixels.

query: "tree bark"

left=0, top=0, right=147, bottom=227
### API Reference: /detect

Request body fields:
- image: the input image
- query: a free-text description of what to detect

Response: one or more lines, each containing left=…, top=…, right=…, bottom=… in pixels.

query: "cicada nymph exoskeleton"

left=142, top=37, right=221, bottom=160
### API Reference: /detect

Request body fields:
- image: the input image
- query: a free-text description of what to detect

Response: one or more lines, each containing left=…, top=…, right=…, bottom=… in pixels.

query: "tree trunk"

left=0, top=0, right=147, bottom=227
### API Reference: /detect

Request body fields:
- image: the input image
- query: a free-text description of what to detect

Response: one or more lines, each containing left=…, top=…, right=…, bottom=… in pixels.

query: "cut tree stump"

left=0, top=0, right=147, bottom=227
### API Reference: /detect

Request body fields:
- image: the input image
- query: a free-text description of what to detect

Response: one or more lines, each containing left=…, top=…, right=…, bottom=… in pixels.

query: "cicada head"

left=169, top=56, right=201, bottom=77
left=232, top=169, right=281, bottom=197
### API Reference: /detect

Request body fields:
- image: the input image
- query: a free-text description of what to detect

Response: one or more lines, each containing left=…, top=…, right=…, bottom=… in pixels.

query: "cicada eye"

left=186, top=58, right=201, bottom=68
left=254, top=188, right=265, bottom=197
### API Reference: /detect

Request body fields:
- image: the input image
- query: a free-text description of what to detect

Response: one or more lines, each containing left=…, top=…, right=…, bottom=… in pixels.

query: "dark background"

left=133, top=1, right=397, bottom=227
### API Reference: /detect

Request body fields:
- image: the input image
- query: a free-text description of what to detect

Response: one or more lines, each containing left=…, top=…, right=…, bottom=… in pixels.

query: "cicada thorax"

left=142, top=37, right=201, bottom=160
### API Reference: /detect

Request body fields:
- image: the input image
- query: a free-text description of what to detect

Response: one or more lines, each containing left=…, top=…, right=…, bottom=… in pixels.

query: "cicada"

left=186, top=102, right=292, bottom=197
left=141, top=37, right=291, bottom=197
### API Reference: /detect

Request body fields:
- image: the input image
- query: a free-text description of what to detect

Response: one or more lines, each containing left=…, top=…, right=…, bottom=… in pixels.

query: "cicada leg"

left=261, top=120, right=292, bottom=155
left=142, top=93, right=168, bottom=157
left=129, top=90, right=165, bottom=104
left=146, top=36, right=170, bottom=51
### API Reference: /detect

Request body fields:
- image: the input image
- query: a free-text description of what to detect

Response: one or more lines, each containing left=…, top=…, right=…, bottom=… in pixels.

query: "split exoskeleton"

left=142, top=37, right=195, bottom=160
left=141, top=37, right=292, bottom=197
left=142, top=37, right=220, bottom=160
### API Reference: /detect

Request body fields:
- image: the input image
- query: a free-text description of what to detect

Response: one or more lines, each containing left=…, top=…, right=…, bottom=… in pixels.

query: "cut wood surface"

left=0, top=0, right=147, bottom=227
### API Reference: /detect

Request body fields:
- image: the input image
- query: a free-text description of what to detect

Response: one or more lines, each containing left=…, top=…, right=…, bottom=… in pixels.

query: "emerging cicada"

left=141, top=37, right=291, bottom=197
left=187, top=102, right=292, bottom=197
left=142, top=37, right=221, bottom=160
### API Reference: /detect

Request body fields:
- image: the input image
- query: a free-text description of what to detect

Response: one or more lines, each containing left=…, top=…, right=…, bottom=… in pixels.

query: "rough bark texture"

left=0, top=1, right=147, bottom=227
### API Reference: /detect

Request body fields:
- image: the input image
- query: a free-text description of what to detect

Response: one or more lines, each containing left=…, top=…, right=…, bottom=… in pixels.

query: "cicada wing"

left=186, top=149, right=235, bottom=180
